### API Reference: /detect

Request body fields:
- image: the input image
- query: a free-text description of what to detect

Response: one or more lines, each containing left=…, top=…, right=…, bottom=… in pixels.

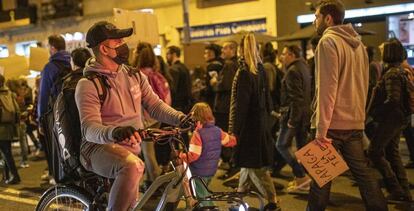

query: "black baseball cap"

left=86, top=21, right=133, bottom=48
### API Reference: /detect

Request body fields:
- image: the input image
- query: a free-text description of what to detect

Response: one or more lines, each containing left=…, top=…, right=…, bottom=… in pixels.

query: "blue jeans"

left=276, top=115, right=308, bottom=178
left=307, top=130, right=387, bottom=211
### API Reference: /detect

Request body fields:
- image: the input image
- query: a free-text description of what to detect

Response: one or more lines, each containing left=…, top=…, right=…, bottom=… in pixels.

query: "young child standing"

left=179, top=102, right=236, bottom=207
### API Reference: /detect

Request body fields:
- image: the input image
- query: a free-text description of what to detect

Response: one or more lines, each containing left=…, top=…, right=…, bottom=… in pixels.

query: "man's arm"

left=75, top=79, right=116, bottom=144
left=315, top=38, right=339, bottom=139
left=37, top=63, right=55, bottom=119
left=179, top=130, right=202, bottom=163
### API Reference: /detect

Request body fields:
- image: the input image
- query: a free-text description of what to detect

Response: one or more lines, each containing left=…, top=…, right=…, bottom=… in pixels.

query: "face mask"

left=106, top=43, right=130, bottom=65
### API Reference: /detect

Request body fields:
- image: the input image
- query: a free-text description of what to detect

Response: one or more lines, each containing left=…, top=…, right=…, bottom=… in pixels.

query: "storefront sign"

left=295, top=141, right=349, bottom=188
left=178, top=18, right=266, bottom=40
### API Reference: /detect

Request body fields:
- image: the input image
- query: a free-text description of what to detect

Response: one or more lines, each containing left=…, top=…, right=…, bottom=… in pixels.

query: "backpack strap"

left=83, top=66, right=140, bottom=106
left=84, top=72, right=110, bottom=105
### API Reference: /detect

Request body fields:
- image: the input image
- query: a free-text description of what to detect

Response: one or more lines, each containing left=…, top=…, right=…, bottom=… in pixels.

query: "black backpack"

left=367, top=67, right=411, bottom=120
left=51, top=66, right=141, bottom=182
left=40, top=61, right=71, bottom=182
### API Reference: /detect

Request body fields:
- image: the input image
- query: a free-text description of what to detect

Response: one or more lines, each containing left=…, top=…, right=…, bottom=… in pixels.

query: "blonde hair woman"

left=228, top=33, right=281, bottom=210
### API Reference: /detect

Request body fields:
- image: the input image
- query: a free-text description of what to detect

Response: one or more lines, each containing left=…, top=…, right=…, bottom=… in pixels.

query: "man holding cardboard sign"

left=308, top=0, right=387, bottom=211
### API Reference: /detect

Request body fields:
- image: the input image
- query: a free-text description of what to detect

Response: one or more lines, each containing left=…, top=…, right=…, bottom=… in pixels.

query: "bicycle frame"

left=133, top=135, right=193, bottom=211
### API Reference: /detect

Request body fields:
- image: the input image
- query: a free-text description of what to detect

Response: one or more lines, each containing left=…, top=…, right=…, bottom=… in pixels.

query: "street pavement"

left=0, top=141, right=413, bottom=211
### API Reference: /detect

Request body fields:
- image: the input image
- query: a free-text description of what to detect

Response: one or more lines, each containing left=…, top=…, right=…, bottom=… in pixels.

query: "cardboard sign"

left=113, top=8, right=159, bottom=47
left=295, top=140, right=349, bottom=188
left=0, top=55, right=28, bottom=79
left=29, top=47, right=49, bottom=71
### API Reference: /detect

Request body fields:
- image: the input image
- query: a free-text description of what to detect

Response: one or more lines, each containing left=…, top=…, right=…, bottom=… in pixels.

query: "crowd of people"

left=0, top=0, right=414, bottom=210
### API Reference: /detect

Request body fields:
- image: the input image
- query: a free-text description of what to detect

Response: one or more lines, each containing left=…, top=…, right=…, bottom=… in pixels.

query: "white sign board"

left=113, top=8, right=160, bottom=47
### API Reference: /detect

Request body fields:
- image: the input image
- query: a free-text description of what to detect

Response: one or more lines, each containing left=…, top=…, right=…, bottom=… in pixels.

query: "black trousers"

left=0, top=141, right=20, bottom=180
left=308, top=130, right=387, bottom=211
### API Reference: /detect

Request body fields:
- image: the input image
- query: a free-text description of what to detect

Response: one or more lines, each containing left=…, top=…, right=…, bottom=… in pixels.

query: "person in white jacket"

left=307, top=1, right=387, bottom=211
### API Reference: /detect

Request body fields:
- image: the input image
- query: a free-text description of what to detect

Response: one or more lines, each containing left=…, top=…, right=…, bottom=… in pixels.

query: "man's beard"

left=316, top=21, right=328, bottom=36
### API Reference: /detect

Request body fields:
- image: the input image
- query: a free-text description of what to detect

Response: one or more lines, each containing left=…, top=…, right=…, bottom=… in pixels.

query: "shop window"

left=0, top=46, right=9, bottom=58
left=15, top=41, right=37, bottom=57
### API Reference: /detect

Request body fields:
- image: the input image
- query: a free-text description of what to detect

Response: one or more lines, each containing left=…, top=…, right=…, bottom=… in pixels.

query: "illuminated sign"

left=178, top=18, right=266, bottom=40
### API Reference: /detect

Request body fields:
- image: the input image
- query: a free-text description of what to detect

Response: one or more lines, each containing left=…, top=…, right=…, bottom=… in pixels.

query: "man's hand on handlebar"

left=179, top=112, right=196, bottom=129
left=113, top=126, right=142, bottom=146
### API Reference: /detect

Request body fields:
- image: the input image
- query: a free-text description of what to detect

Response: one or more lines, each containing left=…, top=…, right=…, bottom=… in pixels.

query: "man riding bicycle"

left=75, top=21, right=185, bottom=211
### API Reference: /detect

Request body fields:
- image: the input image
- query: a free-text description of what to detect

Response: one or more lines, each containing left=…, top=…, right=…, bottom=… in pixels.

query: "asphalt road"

left=0, top=141, right=414, bottom=211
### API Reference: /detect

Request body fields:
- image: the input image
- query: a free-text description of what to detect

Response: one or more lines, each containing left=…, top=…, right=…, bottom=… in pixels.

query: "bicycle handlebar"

left=139, top=112, right=195, bottom=142
left=139, top=126, right=192, bottom=142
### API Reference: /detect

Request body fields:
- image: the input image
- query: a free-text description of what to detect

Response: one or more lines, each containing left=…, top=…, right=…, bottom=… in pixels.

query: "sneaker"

left=263, top=202, right=281, bottom=211
left=287, top=176, right=311, bottom=193
left=5, top=176, right=21, bottom=185
left=386, top=192, right=412, bottom=204
left=49, top=178, right=56, bottom=185
left=19, top=162, right=29, bottom=168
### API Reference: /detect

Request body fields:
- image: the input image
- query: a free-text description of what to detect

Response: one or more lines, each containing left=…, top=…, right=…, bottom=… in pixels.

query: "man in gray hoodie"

left=308, top=1, right=387, bottom=211
left=75, top=21, right=185, bottom=211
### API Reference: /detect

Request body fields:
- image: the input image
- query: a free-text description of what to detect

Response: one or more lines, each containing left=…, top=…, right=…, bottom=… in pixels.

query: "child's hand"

left=195, top=121, right=202, bottom=130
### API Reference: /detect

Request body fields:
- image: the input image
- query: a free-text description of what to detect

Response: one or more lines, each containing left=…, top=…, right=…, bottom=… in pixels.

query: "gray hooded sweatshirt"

left=75, top=58, right=183, bottom=144
left=311, top=23, right=369, bottom=139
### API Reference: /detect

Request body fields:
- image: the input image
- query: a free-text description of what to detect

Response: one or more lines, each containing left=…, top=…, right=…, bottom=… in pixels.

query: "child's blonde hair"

left=190, top=102, right=215, bottom=125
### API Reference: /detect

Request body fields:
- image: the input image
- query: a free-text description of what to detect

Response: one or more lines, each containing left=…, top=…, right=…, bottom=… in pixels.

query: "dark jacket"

left=169, top=60, right=192, bottom=113
left=280, top=59, right=312, bottom=127
left=369, top=66, right=408, bottom=123
left=0, top=87, right=20, bottom=141
left=263, top=61, right=284, bottom=112
left=213, top=56, right=237, bottom=114
left=229, top=61, right=273, bottom=168
left=38, top=50, right=71, bottom=118
left=204, top=58, right=224, bottom=108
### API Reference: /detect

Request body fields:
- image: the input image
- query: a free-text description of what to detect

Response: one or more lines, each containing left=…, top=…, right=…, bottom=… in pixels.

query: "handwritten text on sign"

left=295, top=141, right=349, bottom=188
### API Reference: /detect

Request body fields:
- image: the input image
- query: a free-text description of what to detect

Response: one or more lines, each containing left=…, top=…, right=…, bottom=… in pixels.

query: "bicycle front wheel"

left=36, top=185, right=93, bottom=211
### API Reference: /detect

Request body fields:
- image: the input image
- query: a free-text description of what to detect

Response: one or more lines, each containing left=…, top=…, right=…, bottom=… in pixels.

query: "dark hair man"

left=76, top=21, right=185, bottom=210
left=213, top=41, right=239, bottom=179
left=38, top=35, right=71, bottom=121
left=166, top=45, right=192, bottom=113
left=38, top=34, right=71, bottom=184
left=309, top=0, right=387, bottom=210
left=203, top=44, right=224, bottom=108
left=277, top=45, right=312, bottom=192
